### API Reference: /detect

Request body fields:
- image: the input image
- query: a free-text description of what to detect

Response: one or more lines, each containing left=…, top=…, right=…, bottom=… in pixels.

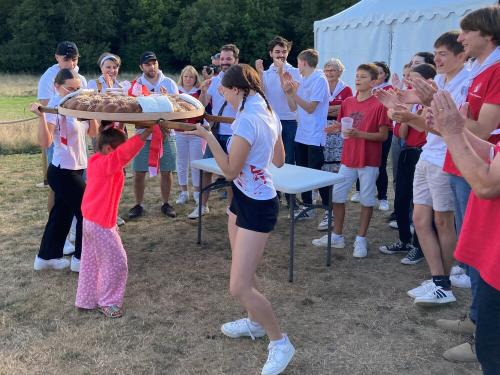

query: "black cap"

left=56, top=41, right=79, bottom=58
left=140, top=51, right=157, bottom=65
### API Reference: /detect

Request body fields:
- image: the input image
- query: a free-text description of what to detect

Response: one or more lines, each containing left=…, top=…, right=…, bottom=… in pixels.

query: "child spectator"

left=312, top=63, right=390, bottom=257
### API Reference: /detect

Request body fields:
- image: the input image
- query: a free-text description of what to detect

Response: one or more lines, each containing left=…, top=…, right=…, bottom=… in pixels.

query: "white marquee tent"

left=314, top=0, right=498, bottom=87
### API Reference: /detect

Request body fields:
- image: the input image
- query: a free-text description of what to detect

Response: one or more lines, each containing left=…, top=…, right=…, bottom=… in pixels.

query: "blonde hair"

left=178, top=65, right=201, bottom=89
left=323, top=58, right=345, bottom=74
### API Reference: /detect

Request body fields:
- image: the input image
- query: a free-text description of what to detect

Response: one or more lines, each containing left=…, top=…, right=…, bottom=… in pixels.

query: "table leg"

left=289, top=194, right=296, bottom=282
left=327, top=185, right=333, bottom=267
left=197, top=170, right=203, bottom=245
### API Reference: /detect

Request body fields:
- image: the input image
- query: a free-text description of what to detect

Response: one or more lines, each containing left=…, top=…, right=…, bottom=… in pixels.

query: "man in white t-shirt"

left=282, top=49, right=330, bottom=217
left=255, top=36, right=301, bottom=167
left=128, top=51, right=179, bottom=220
left=37, top=41, right=87, bottom=187
left=189, top=44, right=239, bottom=219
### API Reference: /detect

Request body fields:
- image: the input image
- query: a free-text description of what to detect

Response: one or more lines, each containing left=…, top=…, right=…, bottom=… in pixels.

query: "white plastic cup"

left=341, top=117, right=354, bottom=139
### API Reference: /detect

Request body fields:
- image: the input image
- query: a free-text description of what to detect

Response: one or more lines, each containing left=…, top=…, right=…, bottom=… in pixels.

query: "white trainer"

left=176, top=191, right=189, bottom=204
left=188, top=205, right=209, bottom=219
left=451, top=273, right=471, bottom=289
left=388, top=220, right=398, bottom=229
left=34, top=256, right=70, bottom=271
left=407, top=280, right=435, bottom=298
left=63, top=239, right=75, bottom=255
left=353, top=237, right=368, bottom=258
left=221, top=318, right=266, bottom=339
left=350, top=191, right=360, bottom=203
left=414, top=285, right=456, bottom=306
left=261, top=335, right=295, bottom=375
left=312, top=234, right=345, bottom=248
left=317, top=210, right=333, bottom=231
left=70, top=256, right=80, bottom=272
left=193, top=191, right=200, bottom=205
left=378, top=199, right=389, bottom=211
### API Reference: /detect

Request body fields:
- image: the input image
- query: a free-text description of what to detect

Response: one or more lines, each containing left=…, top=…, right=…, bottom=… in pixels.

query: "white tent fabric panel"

left=314, top=0, right=498, bottom=88
left=315, top=23, right=391, bottom=88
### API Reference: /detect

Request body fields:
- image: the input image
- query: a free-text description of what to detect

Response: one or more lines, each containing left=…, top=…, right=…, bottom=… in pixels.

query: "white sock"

left=356, top=235, right=366, bottom=242
left=270, top=334, right=287, bottom=346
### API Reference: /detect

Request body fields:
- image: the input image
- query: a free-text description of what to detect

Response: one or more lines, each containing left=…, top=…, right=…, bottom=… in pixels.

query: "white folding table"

left=191, top=158, right=345, bottom=281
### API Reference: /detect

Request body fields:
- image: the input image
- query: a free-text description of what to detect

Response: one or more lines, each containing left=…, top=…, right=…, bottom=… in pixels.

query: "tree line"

left=0, top=0, right=356, bottom=75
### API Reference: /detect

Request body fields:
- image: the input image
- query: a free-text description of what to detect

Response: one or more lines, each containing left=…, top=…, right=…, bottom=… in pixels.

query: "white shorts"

left=413, top=159, right=455, bottom=212
left=332, top=165, right=379, bottom=207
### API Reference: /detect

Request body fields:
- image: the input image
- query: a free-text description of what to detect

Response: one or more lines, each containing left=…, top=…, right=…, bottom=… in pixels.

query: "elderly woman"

left=318, top=58, right=353, bottom=230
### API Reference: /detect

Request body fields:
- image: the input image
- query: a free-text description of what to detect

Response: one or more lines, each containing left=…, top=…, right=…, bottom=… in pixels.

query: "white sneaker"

left=388, top=220, right=398, bottom=229
left=70, top=256, right=80, bottom=272
left=193, top=191, right=200, bottom=205
left=312, top=234, right=345, bottom=248
left=63, top=239, right=75, bottom=255
left=451, top=265, right=465, bottom=276
left=353, top=237, right=368, bottom=258
left=221, top=318, right=266, bottom=339
left=176, top=191, right=189, bottom=204
left=188, top=205, right=209, bottom=219
left=407, top=280, right=435, bottom=298
left=117, top=216, right=126, bottom=226
left=34, top=256, right=70, bottom=271
left=378, top=199, right=389, bottom=211
left=414, top=285, right=456, bottom=306
left=261, top=335, right=295, bottom=375
left=451, top=274, right=471, bottom=289
left=350, top=191, right=360, bottom=203
left=317, top=210, right=333, bottom=231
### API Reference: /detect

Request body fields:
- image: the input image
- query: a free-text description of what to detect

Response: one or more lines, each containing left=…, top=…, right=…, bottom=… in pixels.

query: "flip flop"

left=98, top=305, right=123, bottom=318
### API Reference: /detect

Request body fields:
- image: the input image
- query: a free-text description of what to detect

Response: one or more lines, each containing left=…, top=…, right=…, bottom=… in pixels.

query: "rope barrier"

left=0, top=117, right=37, bottom=125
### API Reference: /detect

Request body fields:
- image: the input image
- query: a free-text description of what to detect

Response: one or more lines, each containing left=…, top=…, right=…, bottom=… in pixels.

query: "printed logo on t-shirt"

left=351, top=111, right=363, bottom=129
left=473, top=83, right=482, bottom=94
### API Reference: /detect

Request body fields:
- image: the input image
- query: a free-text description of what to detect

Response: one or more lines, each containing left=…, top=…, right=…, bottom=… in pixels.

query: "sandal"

left=98, top=305, right=123, bottom=318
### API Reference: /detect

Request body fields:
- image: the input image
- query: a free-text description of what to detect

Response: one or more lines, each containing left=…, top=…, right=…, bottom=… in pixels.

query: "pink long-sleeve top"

left=82, top=135, right=145, bottom=228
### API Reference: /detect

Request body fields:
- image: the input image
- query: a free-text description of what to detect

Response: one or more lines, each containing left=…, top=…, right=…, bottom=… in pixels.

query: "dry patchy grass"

left=0, top=153, right=482, bottom=375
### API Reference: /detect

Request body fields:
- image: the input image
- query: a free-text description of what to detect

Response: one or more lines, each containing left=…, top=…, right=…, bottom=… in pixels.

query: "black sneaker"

left=128, top=204, right=144, bottom=219
left=161, top=202, right=176, bottom=218
left=401, top=245, right=424, bottom=265
left=379, top=240, right=410, bottom=255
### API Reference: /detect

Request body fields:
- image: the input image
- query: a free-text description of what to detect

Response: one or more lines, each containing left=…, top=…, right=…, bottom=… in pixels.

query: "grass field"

left=0, top=151, right=482, bottom=375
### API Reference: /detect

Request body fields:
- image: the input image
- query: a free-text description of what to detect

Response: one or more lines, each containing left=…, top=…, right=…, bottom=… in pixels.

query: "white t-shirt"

left=420, top=68, right=469, bottom=167
left=228, top=94, right=281, bottom=200
left=87, top=75, right=122, bottom=92
left=294, top=70, right=330, bottom=146
left=263, top=62, right=301, bottom=121
left=135, top=72, right=179, bottom=138
left=37, top=64, right=87, bottom=100
left=45, top=95, right=89, bottom=170
left=207, top=72, right=237, bottom=136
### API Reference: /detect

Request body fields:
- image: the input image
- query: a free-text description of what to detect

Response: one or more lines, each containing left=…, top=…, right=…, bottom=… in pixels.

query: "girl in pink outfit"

left=76, top=123, right=152, bottom=318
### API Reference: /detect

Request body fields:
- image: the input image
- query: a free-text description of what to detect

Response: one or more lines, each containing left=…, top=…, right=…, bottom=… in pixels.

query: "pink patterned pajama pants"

left=75, top=219, right=128, bottom=309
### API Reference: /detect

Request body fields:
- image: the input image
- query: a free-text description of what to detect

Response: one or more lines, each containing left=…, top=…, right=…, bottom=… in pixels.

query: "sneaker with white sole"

left=176, top=191, right=189, bottom=204
left=188, top=205, right=209, bottom=219
left=378, top=199, right=389, bottom=211
left=379, top=240, right=413, bottom=255
left=312, top=234, right=345, bottom=248
left=353, top=237, right=368, bottom=258
left=317, top=210, right=334, bottom=231
left=400, top=246, right=424, bottom=265
left=414, top=285, right=456, bottom=306
left=221, top=318, right=266, bottom=339
left=34, top=256, right=70, bottom=271
left=407, top=279, right=434, bottom=298
left=388, top=220, right=398, bottom=229
left=63, top=239, right=75, bottom=255
left=261, top=335, right=295, bottom=375
left=350, top=191, right=360, bottom=203
left=450, top=273, right=471, bottom=289
left=70, top=256, right=80, bottom=272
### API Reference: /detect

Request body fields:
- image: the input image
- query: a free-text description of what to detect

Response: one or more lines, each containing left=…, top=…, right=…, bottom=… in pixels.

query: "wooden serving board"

left=57, top=106, right=205, bottom=122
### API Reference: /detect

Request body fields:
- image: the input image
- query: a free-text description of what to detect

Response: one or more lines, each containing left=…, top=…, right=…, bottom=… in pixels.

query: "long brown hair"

left=220, top=64, right=271, bottom=112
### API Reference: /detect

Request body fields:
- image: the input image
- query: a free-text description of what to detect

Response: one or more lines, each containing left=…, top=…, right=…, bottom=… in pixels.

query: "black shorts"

left=229, top=183, right=279, bottom=233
